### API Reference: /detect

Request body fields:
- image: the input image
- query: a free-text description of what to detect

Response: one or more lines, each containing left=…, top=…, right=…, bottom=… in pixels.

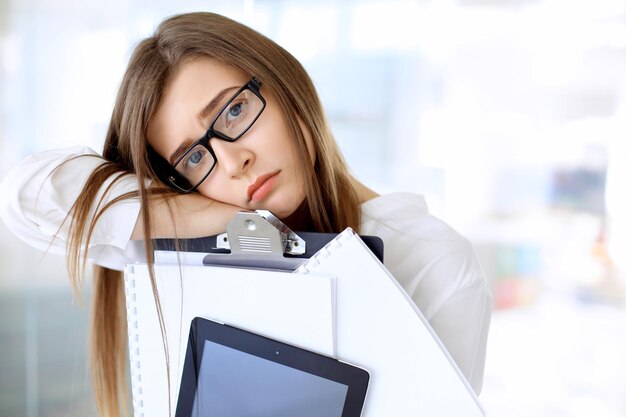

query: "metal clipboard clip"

left=203, top=210, right=308, bottom=270
left=149, top=210, right=384, bottom=270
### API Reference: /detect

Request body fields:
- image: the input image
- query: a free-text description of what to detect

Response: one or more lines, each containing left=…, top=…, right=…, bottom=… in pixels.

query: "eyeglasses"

left=166, top=77, right=266, bottom=193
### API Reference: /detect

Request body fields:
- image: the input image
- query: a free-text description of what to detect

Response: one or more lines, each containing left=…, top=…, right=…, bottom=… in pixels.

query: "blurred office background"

left=0, top=0, right=625, bottom=416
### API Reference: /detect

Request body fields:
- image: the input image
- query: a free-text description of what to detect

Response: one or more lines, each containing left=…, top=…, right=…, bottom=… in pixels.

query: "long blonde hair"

left=65, top=12, right=361, bottom=417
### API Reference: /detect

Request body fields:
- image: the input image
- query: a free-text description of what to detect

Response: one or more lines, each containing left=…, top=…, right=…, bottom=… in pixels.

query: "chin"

left=265, top=205, right=297, bottom=219
left=263, top=196, right=304, bottom=220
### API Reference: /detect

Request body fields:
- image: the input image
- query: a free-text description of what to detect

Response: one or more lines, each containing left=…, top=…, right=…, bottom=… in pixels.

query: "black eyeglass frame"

left=166, top=77, right=266, bottom=193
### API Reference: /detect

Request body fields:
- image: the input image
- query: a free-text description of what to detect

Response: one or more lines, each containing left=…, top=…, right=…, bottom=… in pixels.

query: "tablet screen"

left=176, top=317, right=369, bottom=417
left=191, top=340, right=348, bottom=417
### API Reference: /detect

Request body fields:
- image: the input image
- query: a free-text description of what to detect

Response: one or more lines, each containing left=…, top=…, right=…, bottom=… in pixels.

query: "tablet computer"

left=175, top=317, right=370, bottom=417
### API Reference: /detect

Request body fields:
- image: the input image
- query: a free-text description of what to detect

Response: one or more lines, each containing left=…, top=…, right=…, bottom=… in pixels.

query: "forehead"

left=147, top=57, right=250, bottom=156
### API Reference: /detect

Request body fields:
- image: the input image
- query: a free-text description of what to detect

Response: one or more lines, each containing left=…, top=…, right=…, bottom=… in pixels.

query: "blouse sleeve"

left=0, top=146, right=142, bottom=270
left=413, top=239, right=492, bottom=395
left=360, top=193, right=492, bottom=395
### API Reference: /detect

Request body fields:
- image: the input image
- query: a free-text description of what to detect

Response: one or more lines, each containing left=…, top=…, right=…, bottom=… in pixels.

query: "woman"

left=0, top=12, right=491, bottom=417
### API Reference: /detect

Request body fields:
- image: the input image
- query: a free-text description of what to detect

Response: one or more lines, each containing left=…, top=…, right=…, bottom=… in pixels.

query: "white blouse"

left=0, top=146, right=491, bottom=394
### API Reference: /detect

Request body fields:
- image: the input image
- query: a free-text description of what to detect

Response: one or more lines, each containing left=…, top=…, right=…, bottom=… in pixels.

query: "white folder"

left=294, top=228, right=485, bottom=416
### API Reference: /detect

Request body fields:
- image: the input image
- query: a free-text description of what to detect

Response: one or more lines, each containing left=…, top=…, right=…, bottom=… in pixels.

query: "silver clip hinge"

left=215, top=210, right=306, bottom=256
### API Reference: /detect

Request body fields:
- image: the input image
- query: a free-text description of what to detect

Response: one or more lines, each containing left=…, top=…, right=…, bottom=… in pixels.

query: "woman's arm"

left=426, top=267, right=491, bottom=395
left=0, top=146, right=240, bottom=269
left=408, top=237, right=491, bottom=395
left=131, top=193, right=241, bottom=240
left=361, top=193, right=491, bottom=394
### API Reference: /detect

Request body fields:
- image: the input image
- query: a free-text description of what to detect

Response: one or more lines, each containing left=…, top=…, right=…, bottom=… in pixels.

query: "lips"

left=247, top=171, right=280, bottom=203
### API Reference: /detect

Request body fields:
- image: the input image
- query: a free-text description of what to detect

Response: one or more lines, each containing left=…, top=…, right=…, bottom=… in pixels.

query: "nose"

left=210, top=138, right=253, bottom=178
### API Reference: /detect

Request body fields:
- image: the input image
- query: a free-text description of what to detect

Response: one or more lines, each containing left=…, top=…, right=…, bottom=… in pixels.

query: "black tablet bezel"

left=175, top=317, right=369, bottom=417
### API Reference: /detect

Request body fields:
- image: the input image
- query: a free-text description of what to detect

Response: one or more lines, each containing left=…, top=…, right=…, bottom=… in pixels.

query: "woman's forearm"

left=131, top=193, right=243, bottom=240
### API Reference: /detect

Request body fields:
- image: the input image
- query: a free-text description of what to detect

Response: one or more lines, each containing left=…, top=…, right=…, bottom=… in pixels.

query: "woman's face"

left=147, top=57, right=313, bottom=218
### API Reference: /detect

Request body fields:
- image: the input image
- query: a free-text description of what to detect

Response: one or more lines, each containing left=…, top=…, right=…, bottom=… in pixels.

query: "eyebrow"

left=197, top=85, right=240, bottom=121
left=169, top=85, right=240, bottom=165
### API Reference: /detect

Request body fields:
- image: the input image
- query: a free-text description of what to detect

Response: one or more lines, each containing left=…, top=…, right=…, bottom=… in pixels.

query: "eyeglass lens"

left=173, top=87, right=264, bottom=189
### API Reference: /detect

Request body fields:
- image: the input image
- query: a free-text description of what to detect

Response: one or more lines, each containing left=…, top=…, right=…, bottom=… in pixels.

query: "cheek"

left=195, top=178, right=235, bottom=204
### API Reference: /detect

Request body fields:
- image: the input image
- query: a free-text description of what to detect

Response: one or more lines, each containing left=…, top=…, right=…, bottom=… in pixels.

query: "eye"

left=228, top=102, right=244, bottom=118
left=222, top=100, right=248, bottom=128
left=189, top=151, right=202, bottom=164
left=181, top=148, right=206, bottom=171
